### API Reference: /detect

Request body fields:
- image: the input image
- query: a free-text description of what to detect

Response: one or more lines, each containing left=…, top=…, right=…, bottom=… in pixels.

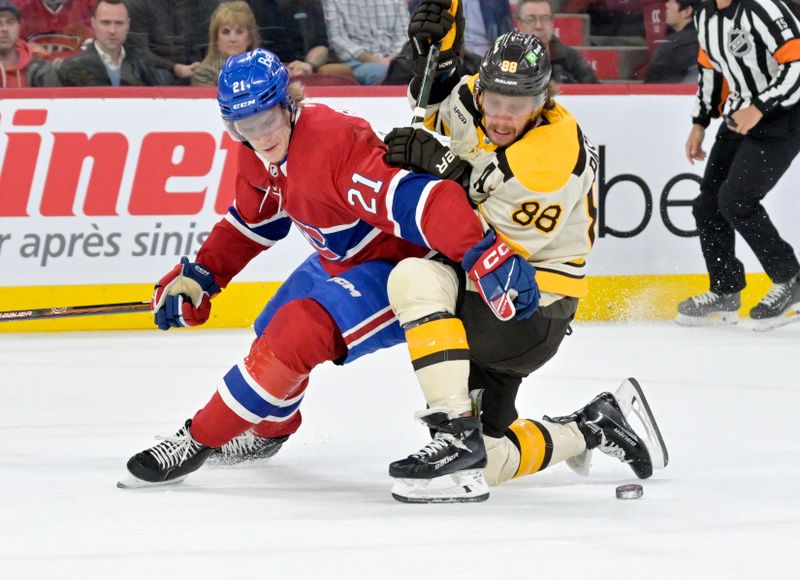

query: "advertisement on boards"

left=1, top=91, right=799, bottom=289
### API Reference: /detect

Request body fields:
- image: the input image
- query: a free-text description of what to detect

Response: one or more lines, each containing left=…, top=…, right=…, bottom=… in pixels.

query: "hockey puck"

left=615, top=484, right=643, bottom=500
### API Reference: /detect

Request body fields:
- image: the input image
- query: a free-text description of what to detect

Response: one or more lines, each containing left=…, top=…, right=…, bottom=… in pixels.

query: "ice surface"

left=1, top=322, right=798, bottom=579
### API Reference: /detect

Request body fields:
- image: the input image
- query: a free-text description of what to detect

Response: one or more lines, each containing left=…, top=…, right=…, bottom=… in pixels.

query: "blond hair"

left=288, top=81, right=306, bottom=105
left=200, top=1, right=261, bottom=68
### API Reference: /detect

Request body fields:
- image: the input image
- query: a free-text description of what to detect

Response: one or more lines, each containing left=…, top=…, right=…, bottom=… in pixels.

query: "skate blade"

left=751, top=306, right=800, bottom=332
left=614, top=378, right=669, bottom=471
left=116, top=474, right=187, bottom=489
left=391, top=469, right=490, bottom=504
left=675, top=312, right=739, bottom=327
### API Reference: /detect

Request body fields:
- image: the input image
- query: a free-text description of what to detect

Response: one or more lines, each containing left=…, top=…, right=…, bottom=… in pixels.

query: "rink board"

left=1, top=86, right=798, bottom=331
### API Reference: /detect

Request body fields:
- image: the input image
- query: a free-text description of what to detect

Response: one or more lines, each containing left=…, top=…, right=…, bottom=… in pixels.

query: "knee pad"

left=244, top=336, right=309, bottom=400
left=387, top=258, right=460, bottom=326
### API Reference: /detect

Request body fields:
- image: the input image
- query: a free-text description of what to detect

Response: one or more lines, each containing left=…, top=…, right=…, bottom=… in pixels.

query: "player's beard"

left=485, top=123, right=519, bottom=147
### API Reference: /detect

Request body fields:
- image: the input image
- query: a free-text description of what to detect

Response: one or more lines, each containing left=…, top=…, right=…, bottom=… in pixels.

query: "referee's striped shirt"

left=692, top=0, right=800, bottom=126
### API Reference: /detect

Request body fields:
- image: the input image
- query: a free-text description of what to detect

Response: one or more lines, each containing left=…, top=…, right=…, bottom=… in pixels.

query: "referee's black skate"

left=750, top=273, right=800, bottom=331
left=117, top=419, right=216, bottom=488
left=207, top=429, right=289, bottom=466
left=676, top=289, right=740, bottom=326
left=390, top=410, right=489, bottom=503
left=546, top=378, right=668, bottom=479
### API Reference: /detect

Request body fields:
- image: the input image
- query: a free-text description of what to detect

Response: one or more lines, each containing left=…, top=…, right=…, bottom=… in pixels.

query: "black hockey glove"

left=384, top=127, right=469, bottom=186
left=408, top=0, right=464, bottom=76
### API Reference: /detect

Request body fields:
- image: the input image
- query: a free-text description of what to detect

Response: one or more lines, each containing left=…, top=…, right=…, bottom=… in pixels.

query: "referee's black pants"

left=693, top=107, right=800, bottom=294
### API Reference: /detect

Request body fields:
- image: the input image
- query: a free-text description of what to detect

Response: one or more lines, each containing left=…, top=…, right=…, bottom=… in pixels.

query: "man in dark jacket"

left=58, top=0, right=174, bottom=86
left=517, top=0, right=598, bottom=83
left=125, top=0, right=220, bottom=80
left=0, top=0, right=58, bottom=87
left=644, top=0, right=699, bottom=83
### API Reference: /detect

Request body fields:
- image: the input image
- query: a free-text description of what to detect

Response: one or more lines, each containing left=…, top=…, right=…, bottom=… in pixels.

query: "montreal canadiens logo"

left=727, top=29, right=752, bottom=57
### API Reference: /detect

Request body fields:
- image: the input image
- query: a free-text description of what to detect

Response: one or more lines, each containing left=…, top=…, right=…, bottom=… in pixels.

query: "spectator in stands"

left=247, top=0, right=349, bottom=79
left=560, top=0, right=645, bottom=37
left=192, top=1, right=260, bottom=86
left=16, top=0, right=92, bottom=64
left=58, top=0, right=174, bottom=86
left=409, top=0, right=512, bottom=56
left=644, top=0, right=698, bottom=83
left=0, top=0, right=59, bottom=86
left=322, top=0, right=407, bottom=85
left=517, top=0, right=598, bottom=83
left=125, top=0, right=221, bottom=81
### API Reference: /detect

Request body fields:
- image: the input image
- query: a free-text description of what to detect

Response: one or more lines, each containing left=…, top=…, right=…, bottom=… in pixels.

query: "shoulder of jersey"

left=503, top=102, right=583, bottom=193
left=297, top=103, right=374, bottom=145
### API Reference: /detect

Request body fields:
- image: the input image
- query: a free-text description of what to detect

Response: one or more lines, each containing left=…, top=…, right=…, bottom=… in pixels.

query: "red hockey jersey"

left=18, top=0, right=92, bottom=60
left=197, top=103, right=484, bottom=287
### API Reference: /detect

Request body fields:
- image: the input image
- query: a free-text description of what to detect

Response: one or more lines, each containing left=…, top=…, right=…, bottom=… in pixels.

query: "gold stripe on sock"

left=406, top=317, right=469, bottom=365
left=509, top=419, right=552, bottom=478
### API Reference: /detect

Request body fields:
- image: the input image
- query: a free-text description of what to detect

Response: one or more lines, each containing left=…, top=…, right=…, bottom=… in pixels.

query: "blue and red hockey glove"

left=151, top=257, right=221, bottom=330
left=461, top=230, right=540, bottom=321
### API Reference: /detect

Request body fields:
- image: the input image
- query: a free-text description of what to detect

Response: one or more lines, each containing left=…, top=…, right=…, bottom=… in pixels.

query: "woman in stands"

left=191, top=1, right=260, bottom=87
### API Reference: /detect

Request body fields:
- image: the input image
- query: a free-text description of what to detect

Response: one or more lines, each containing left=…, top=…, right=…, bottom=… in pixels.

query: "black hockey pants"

left=459, top=293, right=577, bottom=438
left=693, top=106, right=800, bottom=293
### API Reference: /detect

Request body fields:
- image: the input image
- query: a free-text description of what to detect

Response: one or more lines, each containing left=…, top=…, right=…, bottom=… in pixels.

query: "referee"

left=677, top=0, right=800, bottom=330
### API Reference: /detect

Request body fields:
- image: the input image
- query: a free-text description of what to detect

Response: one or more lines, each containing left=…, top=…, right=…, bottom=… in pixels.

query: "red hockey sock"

left=190, top=299, right=346, bottom=448
left=190, top=392, right=253, bottom=448
left=252, top=408, right=303, bottom=438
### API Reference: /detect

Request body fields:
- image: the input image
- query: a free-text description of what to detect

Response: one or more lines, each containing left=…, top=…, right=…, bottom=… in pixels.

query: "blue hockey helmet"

left=217, top=48, right=292, bottom=122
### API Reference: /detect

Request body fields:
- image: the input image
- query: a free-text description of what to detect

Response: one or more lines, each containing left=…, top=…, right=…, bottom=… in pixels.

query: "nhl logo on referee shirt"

left=727, top=29, right=753, bottom=57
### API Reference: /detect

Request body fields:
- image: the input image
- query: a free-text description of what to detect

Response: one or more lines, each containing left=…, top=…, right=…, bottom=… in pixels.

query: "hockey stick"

left=411, top=43, right=441, bottom=128
left=0, top=301, right=151, bottom=322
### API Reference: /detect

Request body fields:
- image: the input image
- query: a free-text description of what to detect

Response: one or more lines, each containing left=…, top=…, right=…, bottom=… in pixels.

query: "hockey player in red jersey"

left=118, top=49, right=538, bottom=495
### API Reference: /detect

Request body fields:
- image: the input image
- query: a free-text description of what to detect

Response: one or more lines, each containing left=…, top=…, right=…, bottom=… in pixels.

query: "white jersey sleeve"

left=412, top=74, right=599, bottom=299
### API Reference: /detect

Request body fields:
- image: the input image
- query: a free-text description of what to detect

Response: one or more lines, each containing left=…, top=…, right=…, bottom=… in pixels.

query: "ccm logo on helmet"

left=233, top=99, right=257, bottom=110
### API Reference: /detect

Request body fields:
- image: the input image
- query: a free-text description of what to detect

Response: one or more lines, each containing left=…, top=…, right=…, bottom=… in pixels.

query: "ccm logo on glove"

left=461, top=230, right=540, bottom=321
left=480, top=241, right=510, bottom=270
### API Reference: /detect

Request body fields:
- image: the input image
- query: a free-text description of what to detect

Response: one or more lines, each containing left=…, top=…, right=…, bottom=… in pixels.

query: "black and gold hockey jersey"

left=415, top=74, right=598, bottom=299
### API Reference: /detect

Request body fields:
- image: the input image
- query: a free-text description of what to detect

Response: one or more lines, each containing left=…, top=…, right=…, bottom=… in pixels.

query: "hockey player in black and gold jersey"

left=383, top=1, right=668, bottom=503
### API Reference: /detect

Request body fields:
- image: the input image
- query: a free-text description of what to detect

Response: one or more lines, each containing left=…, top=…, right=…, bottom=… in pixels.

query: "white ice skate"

left=391, top=469, right=489, bottom=504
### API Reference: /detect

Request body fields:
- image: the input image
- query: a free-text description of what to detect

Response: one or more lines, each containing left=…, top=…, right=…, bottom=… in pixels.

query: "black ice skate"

left=390, top=410, right=489, bottom=503
left=547, top=378, right=668, bottom=479
left=207, top=429, right=289, bottom=466
left=750, top=273, right=800, bottom=331
left=676, top=290, right=740, bottom=326
left=117, top=419, right=216, bottom=488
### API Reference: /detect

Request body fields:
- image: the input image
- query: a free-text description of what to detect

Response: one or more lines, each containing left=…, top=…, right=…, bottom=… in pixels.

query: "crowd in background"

left=1, top=0, right=722, bottom=89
